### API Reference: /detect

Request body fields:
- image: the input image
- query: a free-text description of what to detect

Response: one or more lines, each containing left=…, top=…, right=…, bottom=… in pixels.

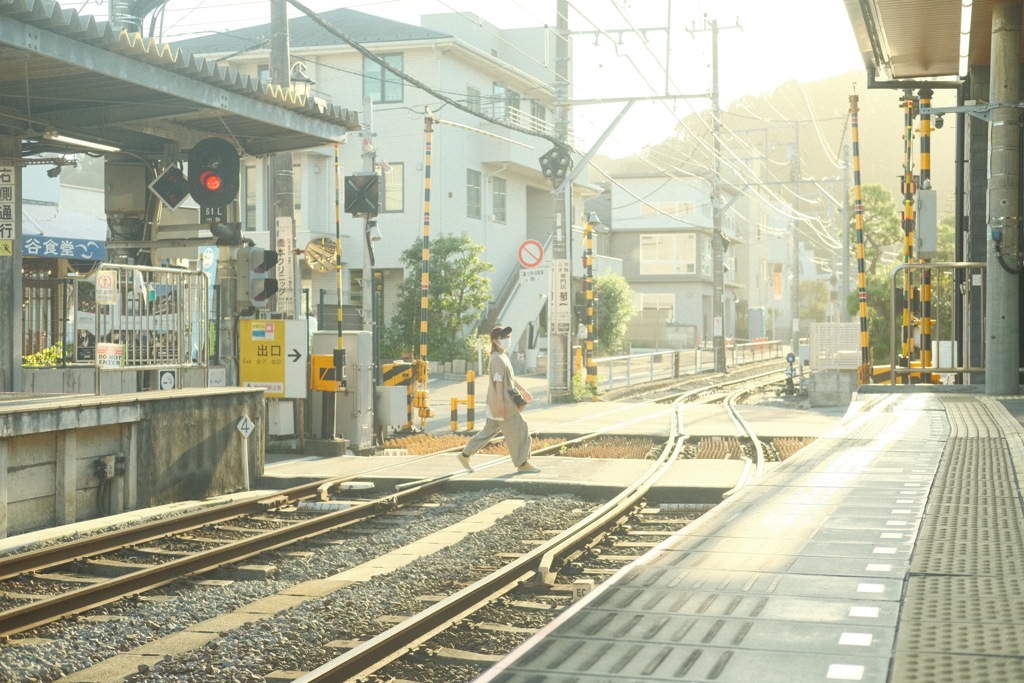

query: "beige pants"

left=463, top=409, right=532, bottom=467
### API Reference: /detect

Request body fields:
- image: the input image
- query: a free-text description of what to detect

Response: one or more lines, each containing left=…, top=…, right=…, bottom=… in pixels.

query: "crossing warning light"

left=539, top=144, right=572, bottom=186
left=188, top=137, right=240, bottom=208
left=239, top=246, right=279, bottom=308
left=344, top=174, right=380, bottom=215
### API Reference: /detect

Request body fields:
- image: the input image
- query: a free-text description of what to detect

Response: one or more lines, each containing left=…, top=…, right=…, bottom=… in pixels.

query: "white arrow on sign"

left=237, top=415, right=256, bottom=439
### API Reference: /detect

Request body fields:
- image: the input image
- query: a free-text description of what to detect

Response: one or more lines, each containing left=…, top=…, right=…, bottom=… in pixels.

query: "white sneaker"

left=456, top=453, right=474, bottom=472
left=517, top=462, right=541, bottom=473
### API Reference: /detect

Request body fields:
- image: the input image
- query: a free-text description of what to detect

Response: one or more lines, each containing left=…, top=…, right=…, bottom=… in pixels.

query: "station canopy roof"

left=0, top=0, right=360, bottom=158
left=844, top=0, right=1016, bottom=81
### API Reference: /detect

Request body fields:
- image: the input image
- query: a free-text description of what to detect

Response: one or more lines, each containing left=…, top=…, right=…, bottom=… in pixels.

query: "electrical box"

left=268, top=400, right=295, bottom=436
left=104, top=160, right=149, bottom=215
left=916, top=189, right=938, bottom=259
left=377, top=385, right=409, bottom=426
left=311, top=331, right=373, bottom=450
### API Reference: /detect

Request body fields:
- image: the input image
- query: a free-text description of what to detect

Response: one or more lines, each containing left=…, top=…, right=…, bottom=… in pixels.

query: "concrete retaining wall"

left=0, top=388, right=265, bottom=538
left=808, top=370, right=859, bottom=408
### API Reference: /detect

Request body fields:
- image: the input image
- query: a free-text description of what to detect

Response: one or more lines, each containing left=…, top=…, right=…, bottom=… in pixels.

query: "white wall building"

left=174, top=9, right=593, bottom=353
left=600, top=171, right=800, bottom=350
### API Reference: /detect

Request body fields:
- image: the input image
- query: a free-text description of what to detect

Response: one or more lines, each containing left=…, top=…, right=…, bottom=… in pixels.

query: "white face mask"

left=498, top=338, right=511, bottom=350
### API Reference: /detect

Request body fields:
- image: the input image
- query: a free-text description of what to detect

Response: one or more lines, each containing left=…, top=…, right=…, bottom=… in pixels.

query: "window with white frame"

left=381, top=163, right=404, bottom=212
left=492, top=82, right=507, bottom=118
left=492, top=176, right=507, bottom=223
left=638, top=293, right=675, bottom=321
left=467, top=169, right=482, bottom=219
left=639, top=233, right=696, bottom=274
left=467, top=85, right=481, bottom=113
left=363, top=54, right=403, bottom=103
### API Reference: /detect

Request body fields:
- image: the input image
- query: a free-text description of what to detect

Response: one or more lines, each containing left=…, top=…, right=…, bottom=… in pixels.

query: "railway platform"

left=476, top=389, right=1024, bottom=683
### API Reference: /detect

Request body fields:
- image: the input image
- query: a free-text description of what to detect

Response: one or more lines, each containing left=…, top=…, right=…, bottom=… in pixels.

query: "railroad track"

left=291, top=374, right=790, bottom=682
left=0, top=372, right=791, bottom=681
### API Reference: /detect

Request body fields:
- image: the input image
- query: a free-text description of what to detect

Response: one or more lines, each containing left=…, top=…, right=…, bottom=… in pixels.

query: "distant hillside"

left=592, top=69, right=957, bottom=220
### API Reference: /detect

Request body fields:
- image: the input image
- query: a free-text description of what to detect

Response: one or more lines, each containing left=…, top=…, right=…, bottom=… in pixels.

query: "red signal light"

left=200, top=170, right=222, bottom=192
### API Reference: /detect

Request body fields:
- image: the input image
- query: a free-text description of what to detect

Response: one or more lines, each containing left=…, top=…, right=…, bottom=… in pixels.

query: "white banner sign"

left=275, top=217, right=296, bottom=317
left=552, top=259, right=571, bottom=333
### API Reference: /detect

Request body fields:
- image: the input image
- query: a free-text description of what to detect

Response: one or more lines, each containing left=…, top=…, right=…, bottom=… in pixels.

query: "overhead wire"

left=151, top=0, right=841, bottom=250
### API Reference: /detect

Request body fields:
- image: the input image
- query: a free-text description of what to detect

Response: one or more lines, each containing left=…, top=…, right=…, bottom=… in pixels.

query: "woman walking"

left=457, top=325, right=539, bottom=473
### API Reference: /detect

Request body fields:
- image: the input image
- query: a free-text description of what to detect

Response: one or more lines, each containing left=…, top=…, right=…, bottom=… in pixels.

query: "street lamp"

left=290, top=62, right=314, bottom=99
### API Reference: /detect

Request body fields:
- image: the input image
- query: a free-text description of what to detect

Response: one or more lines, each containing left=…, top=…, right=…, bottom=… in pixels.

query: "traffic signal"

left=344, top=174, right=380, bottom=215
left=239, top=246, right=279, bottom=308
left=539, top=144, right=572, bottom=186
left=188, top=137, right=240, bottom=208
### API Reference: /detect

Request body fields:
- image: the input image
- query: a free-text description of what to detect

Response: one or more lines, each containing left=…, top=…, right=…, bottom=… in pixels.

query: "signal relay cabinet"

left=311, top=331, right=374, bottom=450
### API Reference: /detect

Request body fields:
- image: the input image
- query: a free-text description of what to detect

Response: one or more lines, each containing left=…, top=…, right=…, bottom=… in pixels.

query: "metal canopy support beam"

left=984, top=2, right=1021, bottom=395
left=0, top=16, right=351, bottom=154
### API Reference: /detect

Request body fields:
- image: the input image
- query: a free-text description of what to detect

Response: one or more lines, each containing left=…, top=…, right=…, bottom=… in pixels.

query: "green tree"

left=849, top=183, right=902, bottom=273
left=800, top=279, right=832, bottom=324
left=593, top=272, right=637, bottom=355
left=845, top=212, right=960, bottom=368
left=381, top=234, right=494, bottom=363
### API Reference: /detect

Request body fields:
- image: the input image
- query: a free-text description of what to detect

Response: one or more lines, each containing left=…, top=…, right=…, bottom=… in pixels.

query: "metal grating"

left=808, top=322, right=861, bottom=370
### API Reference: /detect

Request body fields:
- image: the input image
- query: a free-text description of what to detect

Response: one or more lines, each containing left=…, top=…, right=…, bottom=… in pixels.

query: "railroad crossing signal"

left=188, top=137, right=240, bottom=208
left=539, top=144, right=572, bottom=187
left=239, top=246, right=279, bottom=308
left=344, top=173, right=380, bottom=215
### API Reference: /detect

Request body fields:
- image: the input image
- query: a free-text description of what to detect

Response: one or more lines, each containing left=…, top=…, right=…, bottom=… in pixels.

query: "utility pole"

left=689, top=17, right=740, bottom=373
left=361, top=96, right=375, bottom=338
left=269, top=0, right=296, bottom=318
left=789, top=126, right=802, bottom=357
left=548, top=0, right=572, bottom=402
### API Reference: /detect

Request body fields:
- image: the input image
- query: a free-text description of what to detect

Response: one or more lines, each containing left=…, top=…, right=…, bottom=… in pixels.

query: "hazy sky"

left=78, top=0, right=865, bottom=156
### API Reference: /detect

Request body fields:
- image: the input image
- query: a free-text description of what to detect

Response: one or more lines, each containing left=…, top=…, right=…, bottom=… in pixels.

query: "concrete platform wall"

left=0, top=388, right=265, bottom=538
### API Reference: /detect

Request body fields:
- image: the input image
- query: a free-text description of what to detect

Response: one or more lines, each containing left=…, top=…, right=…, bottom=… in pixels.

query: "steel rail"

left=0, top=397, right=700, bottom=638
left=0, top=480, right=337, bottom=582
left=293, top=398, right=689, bottom=683
left=720, top=380, right=774, bottom=498
left=0, top=493, right=402, bottom=637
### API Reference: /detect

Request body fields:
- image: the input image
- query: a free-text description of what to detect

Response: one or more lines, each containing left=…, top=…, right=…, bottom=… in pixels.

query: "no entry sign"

left=518, top=239, right=544, bottom=268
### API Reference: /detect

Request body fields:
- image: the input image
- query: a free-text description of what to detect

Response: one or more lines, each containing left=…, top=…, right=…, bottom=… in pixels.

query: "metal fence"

left=21, top=264, right=209, bottom=371
left=89, top=264, right=209, bottom=369
left=22, top=272, right=71, bottom=361
left=594, top=340, right=785, bottom=391
left=889, top=261, right=986, bottom=382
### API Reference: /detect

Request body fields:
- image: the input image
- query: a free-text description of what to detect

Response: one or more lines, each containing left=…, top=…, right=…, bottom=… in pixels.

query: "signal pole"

left=790, top=126, right=802, bottom=357
left=270, top=0, right=296, bottom=319
left=548, top=0, right=572, bottom=402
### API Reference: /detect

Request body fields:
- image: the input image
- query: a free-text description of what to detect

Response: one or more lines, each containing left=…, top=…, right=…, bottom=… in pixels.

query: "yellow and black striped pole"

left=919, top=88, right=933, bottom=382
left=851, top=94, right=871, bottom=384
left=900, top=92, right=917, bottom=381
left=466, top=370, right=475, bottom=430
left=583, top=214, right=597, bottom=393
left=415, top=114, right=434, bottom=428
left=333, top=143, right=345, bottom=390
